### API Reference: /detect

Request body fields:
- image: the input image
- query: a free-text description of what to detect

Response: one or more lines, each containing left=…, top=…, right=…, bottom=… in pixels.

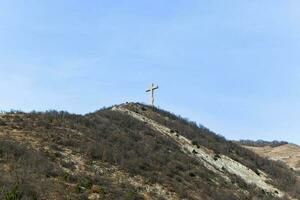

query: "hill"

left=242, top=143, right=300, bottom=173
left=237, top=140, right=289, bottom=148
left=0, top=103, right=299, bottom=200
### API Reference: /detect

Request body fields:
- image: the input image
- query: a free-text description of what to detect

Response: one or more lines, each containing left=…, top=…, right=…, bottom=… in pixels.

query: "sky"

left=0, top=1, right=300, bottom=144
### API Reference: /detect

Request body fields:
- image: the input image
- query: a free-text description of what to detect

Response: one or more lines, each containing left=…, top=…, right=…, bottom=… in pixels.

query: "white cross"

left=146, top=83, right=159, bottom=106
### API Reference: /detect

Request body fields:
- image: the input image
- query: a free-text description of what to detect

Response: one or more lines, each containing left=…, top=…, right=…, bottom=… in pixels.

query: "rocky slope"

left=0, top=103, right=299, bottom=200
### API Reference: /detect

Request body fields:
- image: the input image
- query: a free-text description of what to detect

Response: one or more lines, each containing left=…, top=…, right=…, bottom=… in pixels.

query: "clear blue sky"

left=1, top=1, right=300, bottom=144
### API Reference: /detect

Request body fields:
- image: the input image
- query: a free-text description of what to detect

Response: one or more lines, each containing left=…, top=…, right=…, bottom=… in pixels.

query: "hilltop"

left=0, top=103, right=299, bottom=200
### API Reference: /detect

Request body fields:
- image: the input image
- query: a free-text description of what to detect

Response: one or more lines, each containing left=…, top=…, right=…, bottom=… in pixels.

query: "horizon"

left=0, top=101, right=298, bottom=145
left=1, top=1, right=300, bottom=144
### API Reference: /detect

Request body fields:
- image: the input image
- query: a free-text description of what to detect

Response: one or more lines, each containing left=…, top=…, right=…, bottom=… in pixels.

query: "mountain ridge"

left=0, top=102, right=299, bottom=200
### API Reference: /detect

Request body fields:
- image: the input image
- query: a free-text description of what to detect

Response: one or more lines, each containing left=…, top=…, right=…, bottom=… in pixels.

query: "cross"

left=146, top=83, right=159, bottom=106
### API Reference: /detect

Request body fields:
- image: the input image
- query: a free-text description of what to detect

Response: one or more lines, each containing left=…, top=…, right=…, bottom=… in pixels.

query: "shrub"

left=0, top=119, right=7, bottom=126
left=75, top=184, right=83, bottom=194
left=214, top=154, right=221, bottom=161
left=4, top=185, right=22, bottom=200
left=79, top=178, right=92, bottom=189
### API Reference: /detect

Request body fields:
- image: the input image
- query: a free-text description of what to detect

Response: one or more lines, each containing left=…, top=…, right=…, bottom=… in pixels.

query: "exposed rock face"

left=112, top=105, right=285, bottom=197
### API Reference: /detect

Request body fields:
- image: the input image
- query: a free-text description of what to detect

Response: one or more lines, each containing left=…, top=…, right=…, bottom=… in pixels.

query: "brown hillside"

left=244, top=144, right=300, bottom=172
left=0, top=103, right=299, bottom=200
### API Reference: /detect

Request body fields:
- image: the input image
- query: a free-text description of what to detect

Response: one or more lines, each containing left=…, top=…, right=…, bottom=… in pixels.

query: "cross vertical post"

left=146, top=83, right=159, bottom=106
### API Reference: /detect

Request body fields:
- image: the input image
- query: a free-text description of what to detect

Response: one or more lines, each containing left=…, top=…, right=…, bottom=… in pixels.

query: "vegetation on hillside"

left=236, top=140, right=289, bottom=147
left=0, top=104, right=299, bottom=199
left=124, top=103, right=300, bottom=198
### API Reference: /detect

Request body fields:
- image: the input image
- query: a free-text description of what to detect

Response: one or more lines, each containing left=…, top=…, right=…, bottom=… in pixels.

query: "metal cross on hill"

left=146, top=83, right=159, bottom=106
